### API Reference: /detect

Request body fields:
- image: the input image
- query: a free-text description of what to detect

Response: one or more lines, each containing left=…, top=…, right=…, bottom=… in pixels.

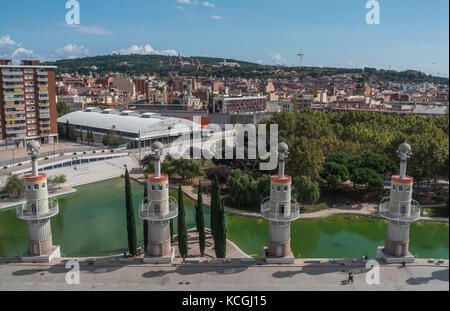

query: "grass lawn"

left=300, top=202, right=330, bottom=213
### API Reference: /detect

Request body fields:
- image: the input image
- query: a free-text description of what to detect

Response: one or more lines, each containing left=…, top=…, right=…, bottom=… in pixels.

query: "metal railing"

left=261, top=197, right=300, bottom=222
left=139, top=197, right=178, bottom=221
left=379, top=197, right=421, bottom=222
left=16, top=197, right=59, bottom=220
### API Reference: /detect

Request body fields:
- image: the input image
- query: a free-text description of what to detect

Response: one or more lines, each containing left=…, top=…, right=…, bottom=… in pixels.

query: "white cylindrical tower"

left=261, top=143, right=300, bottom=262
left=139, top=142, right=178, bottom=263
left=16, top=141, right=60, bottom=261
left=377, top=142, right=420, bottom=262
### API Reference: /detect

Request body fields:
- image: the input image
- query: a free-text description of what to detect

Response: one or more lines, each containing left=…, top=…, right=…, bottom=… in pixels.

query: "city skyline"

left=0, top=0, right=449, bottom=77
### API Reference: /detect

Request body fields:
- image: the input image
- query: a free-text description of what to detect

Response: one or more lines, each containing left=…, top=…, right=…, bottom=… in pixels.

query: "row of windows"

left=27, top=183, right=46, bottom=190
left=392, top=184, right=411, bottom=192
left=272, top=185, right=290, bottom=192
left=150, top=184, right=169, bottom=191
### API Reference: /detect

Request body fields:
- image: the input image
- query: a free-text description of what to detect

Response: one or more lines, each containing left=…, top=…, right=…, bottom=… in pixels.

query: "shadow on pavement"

left=142, top=265, right=249, bottom=278
left=406, top=269, right=449, bottom=285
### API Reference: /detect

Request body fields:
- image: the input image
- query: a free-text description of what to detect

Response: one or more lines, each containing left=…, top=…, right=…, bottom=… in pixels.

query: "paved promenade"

left=0, top=260, right=447, bottom=291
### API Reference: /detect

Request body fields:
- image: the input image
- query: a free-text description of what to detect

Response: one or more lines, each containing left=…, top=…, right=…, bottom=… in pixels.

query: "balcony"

left=5, top=123, right=26, bottom=128
left=2, top=77, right=23, bottom=83
left=17, top=198, right=59, bottom=221
left=3, top=83, right=23, bottom=89
left=38, top=84, right=48, bottom=88
left=4, top=95, right=24, bottom=101
left=261, top=197, right=300, bottom=222
left=6, top=128, right=26, bottom=134
left=139, top=197, right=178, bottom=221
left=39, top=109, right=50, bottom=113
left=39, top=103, right=49, bottom=108
left=39, top=96, right=49, bottom=101
left=37, top=78, right=48, bottom=82
left=4, top=104, right=25, bottom=109
left=379, top=197, right=421, bottom=222
left=2, top=69, right=22, bottom=76
left=39, top=114, right=50, bottom=119
left=37, top=71, right=48, bottom=76
left=40, top=126, right=51, bottom=131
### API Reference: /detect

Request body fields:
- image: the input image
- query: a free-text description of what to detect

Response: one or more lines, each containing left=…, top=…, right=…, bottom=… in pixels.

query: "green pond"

left=0, top=178, right=448, bottom=259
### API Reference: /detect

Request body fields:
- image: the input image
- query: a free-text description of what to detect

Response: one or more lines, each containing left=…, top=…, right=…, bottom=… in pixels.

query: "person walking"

left=348, top=271, right=354, bottom=283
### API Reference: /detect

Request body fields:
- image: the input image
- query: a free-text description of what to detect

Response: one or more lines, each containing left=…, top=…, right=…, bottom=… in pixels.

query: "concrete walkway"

left=0, top=259, right=447, bottom=291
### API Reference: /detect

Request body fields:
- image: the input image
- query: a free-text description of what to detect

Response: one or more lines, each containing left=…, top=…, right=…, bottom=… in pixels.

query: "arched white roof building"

left=57, top=108, right=199, bottom=145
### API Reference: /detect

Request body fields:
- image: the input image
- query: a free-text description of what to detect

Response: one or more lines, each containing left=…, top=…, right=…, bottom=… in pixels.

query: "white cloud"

left=11, top=47, right=34, bottom=58
left=270, top=53, right=283, bottom=64
left=176, top=6, right=185, bottom=10
left=177, top=0, right=192, bottom=4
left=211, top=15, right=223, bottom=19
left=0, top=34, right=16, bottom=46
left=55, top=44, right=89, bottom=59
left=202, top=2, right=215, bottom=7
left=113, top=44, right=178, bottom=56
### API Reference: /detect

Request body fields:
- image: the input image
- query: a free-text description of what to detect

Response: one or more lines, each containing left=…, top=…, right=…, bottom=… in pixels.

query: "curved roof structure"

left=57, top=109, right=197, bottom=140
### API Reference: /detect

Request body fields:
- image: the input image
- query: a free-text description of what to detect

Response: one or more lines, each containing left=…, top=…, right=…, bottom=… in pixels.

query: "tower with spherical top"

left=377, top=142, right=421, bottom=263
left=261, top=142, right=300, bottom=263
left=17, top=141, right=60, bottom=262
left=139, top=142, right=178, bottom=263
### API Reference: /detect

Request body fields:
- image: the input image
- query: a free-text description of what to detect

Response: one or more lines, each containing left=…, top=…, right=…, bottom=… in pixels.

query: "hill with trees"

left=43, top=54, right=448, bottom=84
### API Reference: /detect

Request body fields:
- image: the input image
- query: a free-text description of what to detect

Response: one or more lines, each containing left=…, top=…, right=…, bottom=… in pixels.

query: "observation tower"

left=261, top=143, right=300, bottom=264
left=377, top=142, right=421, bottom=263
left=17, top=141, right=60, bottom=262
left=140, top=142, right=178, bottom=263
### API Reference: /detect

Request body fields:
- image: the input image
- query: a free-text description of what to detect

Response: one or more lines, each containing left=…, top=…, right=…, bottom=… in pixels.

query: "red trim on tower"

left=391, top=175, right=414, bottom=184
left=271, top=175, right=292, bottom=184
left=25, top=173, right=47, bottom=182
left=148, top=174, right=169, bottom=183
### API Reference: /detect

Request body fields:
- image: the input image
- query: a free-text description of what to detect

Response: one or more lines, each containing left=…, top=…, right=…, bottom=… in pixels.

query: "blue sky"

left=0, top=0, right=448, bottom=76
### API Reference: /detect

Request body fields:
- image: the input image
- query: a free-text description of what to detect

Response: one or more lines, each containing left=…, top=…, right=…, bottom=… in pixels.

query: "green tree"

left=143, top=185, right=148, bottom=251
left=177, top=184, right=188, bottom=258
left=197, top=181, right=206, bottom=256
left=2, top=174, right=25, bottom=199
left=124, top=169, right=137, bottom=256
left=320, top=161, right=349, bottom=187
left=212, top=175, right=226, bottom=258
left=56, top=102, right=70, bottom=117
left=293, top=176, right=320, bottom=205
left=170, top=218, right=174, bottom=243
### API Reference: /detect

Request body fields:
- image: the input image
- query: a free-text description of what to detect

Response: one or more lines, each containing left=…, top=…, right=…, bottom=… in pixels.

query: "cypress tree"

left=65, top=120, right=70, bottom=140
left=197, top=181, right=206, bottom=256
left=177, top=184, right=188, bottom=258
left=212, top=175, right=226, bottom=258
left=124, top=168, right=137, bottom=256
left=143, top=184, right=148, bottom=251
left=210, top=176, right=217, bottom=236
left=170, top=218, right=174, bottom=243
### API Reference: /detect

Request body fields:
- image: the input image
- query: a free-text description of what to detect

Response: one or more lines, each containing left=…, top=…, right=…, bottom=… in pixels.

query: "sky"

left=0, top=0, right=448, bottom=76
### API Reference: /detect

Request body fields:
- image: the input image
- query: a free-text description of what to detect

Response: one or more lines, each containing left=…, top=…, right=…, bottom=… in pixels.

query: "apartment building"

left=0, top=59, right=58, bottom=148
left=213, top=94, right=267, bottom=114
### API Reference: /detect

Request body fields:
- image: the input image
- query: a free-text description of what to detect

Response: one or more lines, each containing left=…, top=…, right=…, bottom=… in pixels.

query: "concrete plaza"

left=0, top=260, right=447, bottom=291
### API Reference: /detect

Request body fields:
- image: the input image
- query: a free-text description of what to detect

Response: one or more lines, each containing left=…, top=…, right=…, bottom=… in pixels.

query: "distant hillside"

left=43, top=54, right=449, bottom=85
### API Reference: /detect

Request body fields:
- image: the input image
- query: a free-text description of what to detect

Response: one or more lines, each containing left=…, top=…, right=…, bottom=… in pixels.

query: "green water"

left=0, top=178, right=448, bottom=259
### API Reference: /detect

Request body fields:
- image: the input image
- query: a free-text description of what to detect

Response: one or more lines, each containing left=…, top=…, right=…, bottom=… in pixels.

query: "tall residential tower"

left=0, top=60, right=58, bottom=148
